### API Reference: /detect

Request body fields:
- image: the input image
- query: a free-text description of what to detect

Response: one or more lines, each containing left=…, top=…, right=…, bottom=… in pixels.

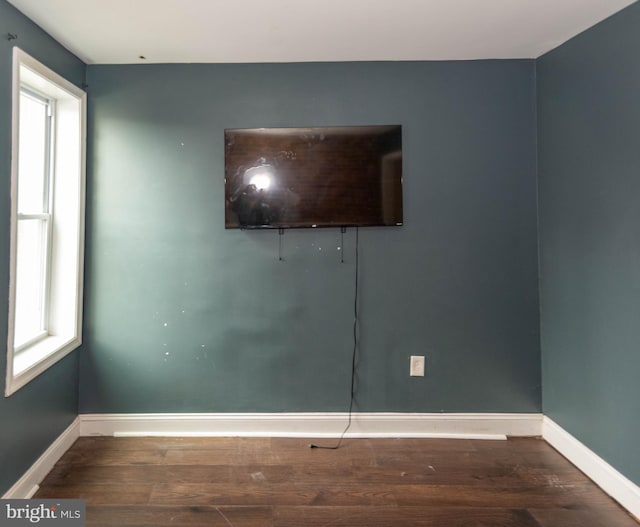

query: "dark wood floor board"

left=56, top=447, right=166, bottom=467
left=42, top=464, right=232, bottom=486
left=149, top=482, right=398, bottom=507
left=66, top=436, right=259, bottom=455
left=42, top=463, right=304, bottom=486
left=35, top=484, right=154, bottom=505
left=270, top=437, right=482, bottom=454
left=530, top=507, right=640, bottom=527
left=458, top=449, right=583, bottom=473
left=288, top=463, right=588, bottom=489
left=64, top=437, right=172, bottom=453
left=273, top=506, right=540, bottom=527
left=162, top=448, right=283, bottom=466
left=87, top=505, right=273, bottom=527
left=163, top=442, right=373, bottom=467
left=32, top=437, right=639, bottom=527
left=272, top=438, right=482, bottom=467
left=252, top=437, right=376, bottom=465
left=394, top=482, right=618, bottom=509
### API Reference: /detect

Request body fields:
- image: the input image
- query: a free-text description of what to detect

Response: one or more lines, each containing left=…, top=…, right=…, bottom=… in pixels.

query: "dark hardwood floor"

left=34, top=436, right=639, bottom=526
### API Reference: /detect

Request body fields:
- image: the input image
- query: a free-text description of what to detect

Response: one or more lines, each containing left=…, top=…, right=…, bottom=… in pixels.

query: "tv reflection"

left=228, top=161, right=299, bottom=227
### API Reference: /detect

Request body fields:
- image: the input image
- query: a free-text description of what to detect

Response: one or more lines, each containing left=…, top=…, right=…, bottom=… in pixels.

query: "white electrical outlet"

left=410, top=355, right=425, bottom=377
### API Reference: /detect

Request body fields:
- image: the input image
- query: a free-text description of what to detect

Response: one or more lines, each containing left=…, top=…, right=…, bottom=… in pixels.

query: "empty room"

left=1, top=1, right=639, bottom=525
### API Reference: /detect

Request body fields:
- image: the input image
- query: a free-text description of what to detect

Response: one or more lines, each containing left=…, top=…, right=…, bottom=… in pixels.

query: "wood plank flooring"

left=34, top=436, right=639, bottom=527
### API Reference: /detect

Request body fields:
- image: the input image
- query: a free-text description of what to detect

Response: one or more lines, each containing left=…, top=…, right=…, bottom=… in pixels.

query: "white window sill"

left=6, top=334, right=81, bottom=396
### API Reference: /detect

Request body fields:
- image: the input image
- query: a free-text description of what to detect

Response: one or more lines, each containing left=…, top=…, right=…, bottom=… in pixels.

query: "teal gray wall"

left=537, top=3, right=640, bottom=485
left=0, top=0, right=84, bottom=495
left=80, top=60, right=541, bottom=413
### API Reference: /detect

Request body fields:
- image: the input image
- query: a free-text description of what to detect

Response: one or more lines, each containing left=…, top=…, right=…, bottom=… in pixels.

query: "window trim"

left=5, top=48, right=86, bottom=397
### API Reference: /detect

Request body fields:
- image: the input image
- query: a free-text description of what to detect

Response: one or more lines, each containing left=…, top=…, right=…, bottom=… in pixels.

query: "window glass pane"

left=18, top=91, right=48, bottom=214
left=14, top=218, right=48, bottom=348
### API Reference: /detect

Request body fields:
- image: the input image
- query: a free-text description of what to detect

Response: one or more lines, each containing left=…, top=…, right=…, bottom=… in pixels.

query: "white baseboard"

left=2, top=417, right=79, bottom=499
left=543, top=416, right=640, bottom=521
left=79, top=412, right=542, bottom=440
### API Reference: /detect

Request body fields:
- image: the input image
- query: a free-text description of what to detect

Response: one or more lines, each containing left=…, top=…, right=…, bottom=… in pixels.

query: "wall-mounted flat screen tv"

left=225, top=125, right=403, bottom=229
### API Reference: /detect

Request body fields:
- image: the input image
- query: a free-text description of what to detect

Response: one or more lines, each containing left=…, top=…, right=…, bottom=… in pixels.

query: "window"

left=15, top=88, right=53, bottom=350
left=5, top=48, right=86, bottom=396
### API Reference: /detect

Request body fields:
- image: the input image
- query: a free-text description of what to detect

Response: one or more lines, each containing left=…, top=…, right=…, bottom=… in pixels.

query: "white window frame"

left=5, top=48, right=86, bottom=396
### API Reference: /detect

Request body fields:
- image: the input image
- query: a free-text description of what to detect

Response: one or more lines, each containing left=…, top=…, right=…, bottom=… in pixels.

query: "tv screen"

left=224, top=125, right=403, bottom=229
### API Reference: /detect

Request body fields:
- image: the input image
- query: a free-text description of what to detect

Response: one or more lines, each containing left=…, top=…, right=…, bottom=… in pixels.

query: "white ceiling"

left=7, top=0, right=637, bottom=64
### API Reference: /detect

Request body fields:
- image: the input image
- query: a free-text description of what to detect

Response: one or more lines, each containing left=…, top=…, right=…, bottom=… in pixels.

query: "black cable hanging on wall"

left=310, top=226, right=360, bottom=450
left=278, top=228, right=285, bottom=261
